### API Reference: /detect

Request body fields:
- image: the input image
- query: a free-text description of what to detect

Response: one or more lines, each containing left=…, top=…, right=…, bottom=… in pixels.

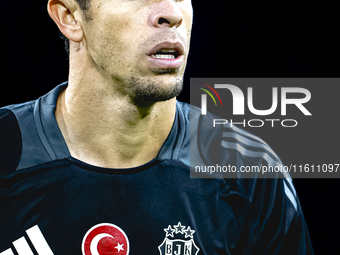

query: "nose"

left=148, top=0, right=183, bottom=28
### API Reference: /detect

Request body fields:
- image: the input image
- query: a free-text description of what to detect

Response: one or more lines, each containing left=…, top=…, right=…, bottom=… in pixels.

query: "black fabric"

left=0, top=159, right=311, bottom=254
left=0, top=83, right=314, bottom=254
left=0, top=109, right=22, bottom=175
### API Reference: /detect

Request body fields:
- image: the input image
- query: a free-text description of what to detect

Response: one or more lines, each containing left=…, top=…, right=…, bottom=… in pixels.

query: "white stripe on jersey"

left=223, top=132, right=278, bottom=159
left=223, top=123, right=297, bottom=196
left=26, top=225, right=54, bottom=255
left=0, top=225, right=54, bottom=255
left=224, top=123, right=270, bottom=148
left=221, top=139, right=298, bottom=211
left=0, top=249, right=15, bottom=255
left=221, top=140, right=281, bottom=169
left=284, top=180, right=298, bottom=211
left=12, top=237, right=34, bottom=255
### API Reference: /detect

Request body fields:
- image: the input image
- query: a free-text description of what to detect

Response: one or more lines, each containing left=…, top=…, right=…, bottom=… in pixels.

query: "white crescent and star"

left=90, top=233, right=115, bottom=255
left=115, top=242, right=125, bottom=252
left=82, top=223, right=129, bottom=255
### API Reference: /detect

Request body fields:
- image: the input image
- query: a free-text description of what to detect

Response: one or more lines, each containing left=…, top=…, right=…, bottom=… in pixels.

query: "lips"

left=147, top=42, right=185, bottom=70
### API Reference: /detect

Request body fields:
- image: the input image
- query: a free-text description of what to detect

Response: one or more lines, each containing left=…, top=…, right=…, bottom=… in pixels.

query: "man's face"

left=81, top=0, right=193, bottom=103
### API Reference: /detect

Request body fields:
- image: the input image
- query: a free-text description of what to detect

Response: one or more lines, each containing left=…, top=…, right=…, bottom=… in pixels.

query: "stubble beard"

left=121, top=29, right=187, bottom=104
left=124, top=72, right=184, bottom=104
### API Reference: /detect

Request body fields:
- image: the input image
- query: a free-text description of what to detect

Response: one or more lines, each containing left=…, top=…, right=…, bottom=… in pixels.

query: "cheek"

left=84, top=17, right=142, bottom=74
left=85, top=2, right=146, bottom=55
left=84, top=6, right=152, bottom=76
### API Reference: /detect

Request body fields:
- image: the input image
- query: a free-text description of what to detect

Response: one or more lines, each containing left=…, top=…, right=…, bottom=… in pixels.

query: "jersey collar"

left=37, top=82, right=189, bottom=166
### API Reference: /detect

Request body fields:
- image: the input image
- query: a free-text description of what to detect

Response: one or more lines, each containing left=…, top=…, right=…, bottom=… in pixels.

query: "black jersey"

left=0, top=82, right=313, bottom=254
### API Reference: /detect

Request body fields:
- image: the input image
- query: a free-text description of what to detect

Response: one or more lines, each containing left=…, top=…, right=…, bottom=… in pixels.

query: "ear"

left=47, top=0, right=84, bottom=43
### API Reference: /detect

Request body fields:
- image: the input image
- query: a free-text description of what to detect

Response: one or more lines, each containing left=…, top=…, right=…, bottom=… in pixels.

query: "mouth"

left=146, top=42, right=185, bottom=71
left=150, top=49, right=180, bottom=59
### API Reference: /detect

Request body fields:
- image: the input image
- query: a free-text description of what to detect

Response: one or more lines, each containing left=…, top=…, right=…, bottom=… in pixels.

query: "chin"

left=127, top=75, right=184, bottom=104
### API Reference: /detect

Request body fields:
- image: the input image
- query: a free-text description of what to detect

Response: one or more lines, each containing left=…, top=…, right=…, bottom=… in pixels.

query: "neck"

left=56, top=49, right=176, bottom=169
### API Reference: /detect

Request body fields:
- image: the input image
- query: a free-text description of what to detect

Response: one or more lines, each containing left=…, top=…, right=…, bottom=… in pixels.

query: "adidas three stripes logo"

left=0, top=225, right=54, bottom=255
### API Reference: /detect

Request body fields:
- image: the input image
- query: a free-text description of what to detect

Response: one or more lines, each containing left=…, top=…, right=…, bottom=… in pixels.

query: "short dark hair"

left=75, top=0, right=92, bottom=11
left=59, top=0, right=92, bottom=54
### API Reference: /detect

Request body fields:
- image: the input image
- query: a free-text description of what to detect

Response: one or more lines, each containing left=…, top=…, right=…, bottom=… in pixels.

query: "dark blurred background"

left=1, top=2, right=339, bottom=254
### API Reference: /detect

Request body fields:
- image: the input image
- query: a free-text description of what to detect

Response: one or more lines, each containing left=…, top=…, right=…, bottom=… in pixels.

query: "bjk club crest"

left=158, top=222, right=200, bottom=255
left=82, top=223, right=130, bottom=255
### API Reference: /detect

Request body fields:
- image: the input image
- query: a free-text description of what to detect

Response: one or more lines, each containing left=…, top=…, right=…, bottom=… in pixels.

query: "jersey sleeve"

left=248, top=176, right=314, bottom=254
left=217, top=121, right=314, bottom=254
left=278, top=185, right=314, bottom=254
left=0, top=108, right=22, bottom=176
left=196, top=112, right=314, bottom=254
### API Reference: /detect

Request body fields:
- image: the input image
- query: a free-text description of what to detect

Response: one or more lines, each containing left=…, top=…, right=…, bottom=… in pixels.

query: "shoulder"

left=185, top=103, right=298, bottom=207
left=187, top=104, right=284, bottom=170
left=0, top=100, right=40, bottom=175
left=0, top=106, right=23, bottom=175
left=167, top=102, right=311, bottom=251
left=177, top=102, right=284, bottom=170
